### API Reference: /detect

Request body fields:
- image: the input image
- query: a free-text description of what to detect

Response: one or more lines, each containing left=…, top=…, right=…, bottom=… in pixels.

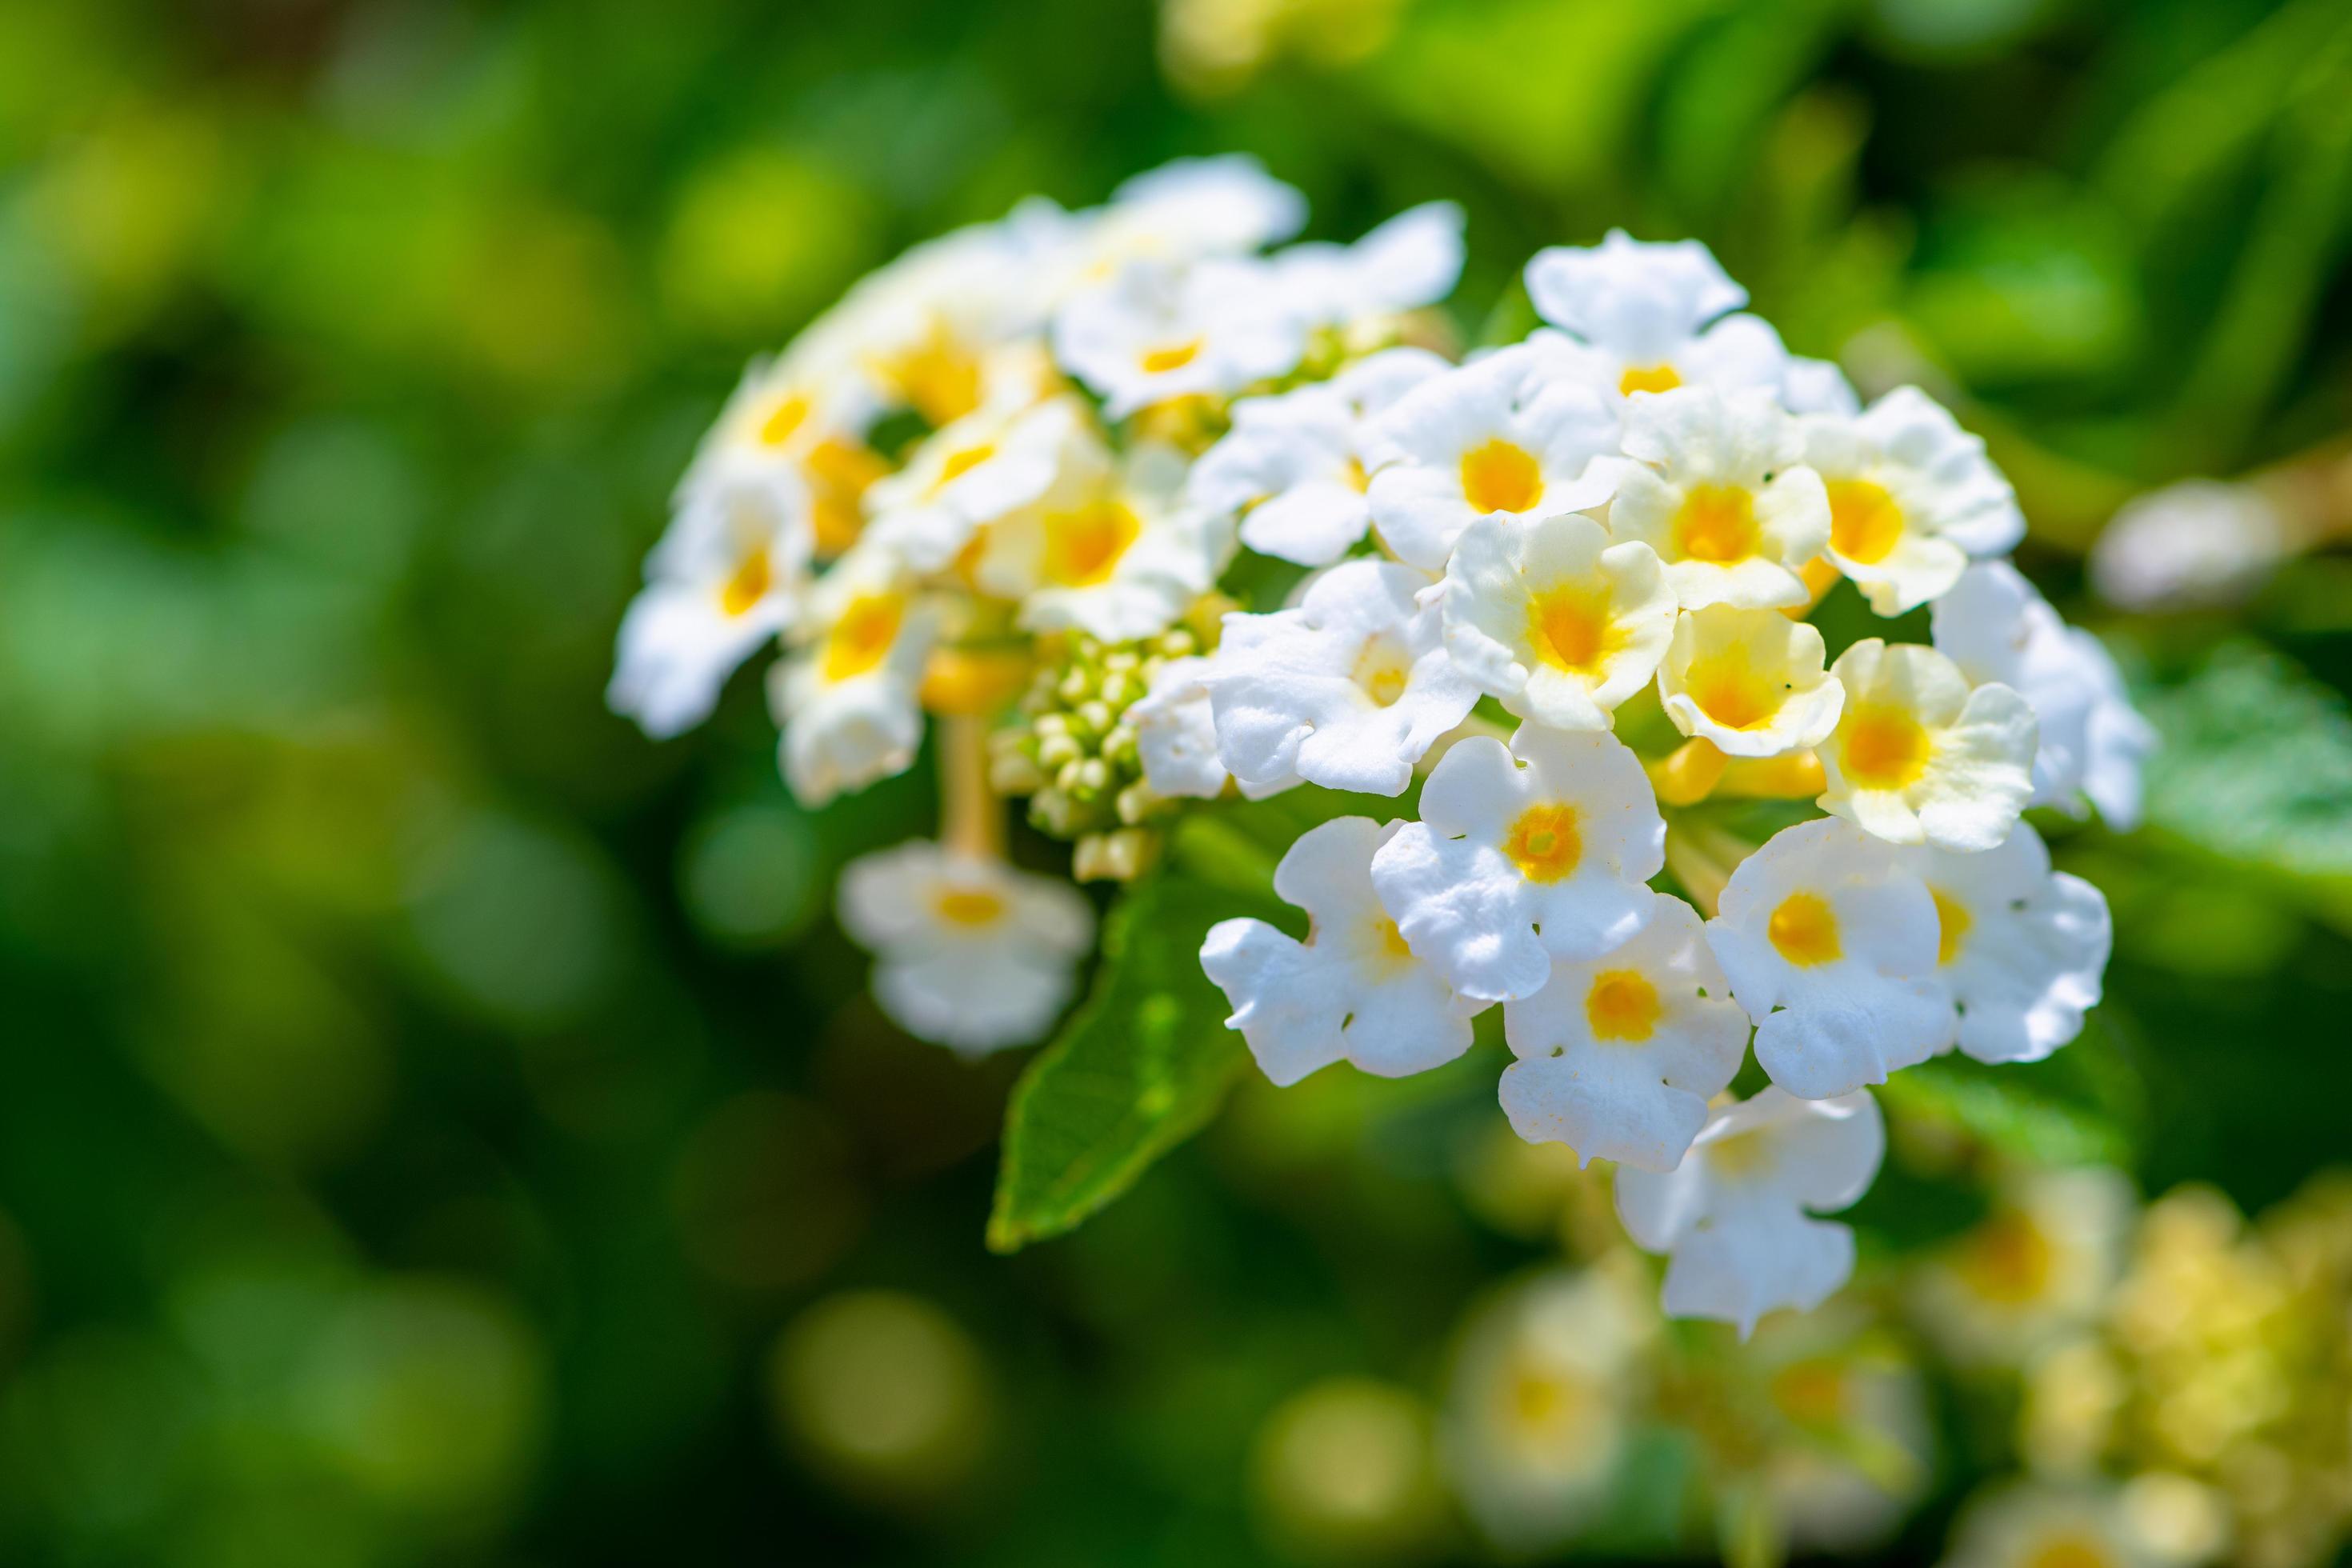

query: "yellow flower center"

left=872, top=326, right=983, bottom=427
left=1930, top=886, right=1971, bottom=966
left=1503, top=802, right=1582, bottom=884
left=1365, top=915, right=1415, bottom=970
left=1826, top=478, right=1905, bottom=565
left=757, top=392, right=810, bottom=448
left=1684, top=651, right=1780, bottom=730
left=1671, top=483, right=1761, bottom=564
left=1041, top=498, right=1142, bottom=588
left=1840, top=705, right=1931, bottom=790
left=1342, top=454, right=1370, bottom=492
left=1508, top=1366, right=1596, bottom=1443
left=1585, top=970, right=1662, bottom=1042
left=1527, top=587, right=1612, bottom=674
left=717, top=546, right=772, bottom=618
left=807, top=438, right=889, bottom=557
left=933, top=442, right=997, bottom=491
left=1352, top=633, right=1414, bottom=707
left=1618, top=363, right=1682, bottom=397
left=1138, top=338, right=1203, bottom=374
left=1707, top=1126, right=1774, bottom=1179
left=1768, top=1358, right=1850, bottom=1426
left=1460, top=438, right=1543, bottom=514
left=933, top=887, right=1006, bottom=927
left=1956, top=1210, right=2056, bottom=1306
left=821, top=593, right=904, bottom=682
left=2025, top=1538, right=2114, bottom=1568
left=1768, top=891, right=1842, bottom=967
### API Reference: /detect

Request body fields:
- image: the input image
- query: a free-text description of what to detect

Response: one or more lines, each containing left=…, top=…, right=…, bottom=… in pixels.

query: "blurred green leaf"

left=1878, top=1038, right=2136, bottom=1167
left=987, top=870, right=1278, bottom=1254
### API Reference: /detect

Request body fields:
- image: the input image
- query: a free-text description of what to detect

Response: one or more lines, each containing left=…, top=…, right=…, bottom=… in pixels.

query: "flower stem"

left=939, top=714, right=1006, bottom=861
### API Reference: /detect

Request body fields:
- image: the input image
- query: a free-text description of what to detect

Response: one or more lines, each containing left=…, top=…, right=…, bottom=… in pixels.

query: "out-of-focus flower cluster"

left=610, top=158, right=2155, bottom=1335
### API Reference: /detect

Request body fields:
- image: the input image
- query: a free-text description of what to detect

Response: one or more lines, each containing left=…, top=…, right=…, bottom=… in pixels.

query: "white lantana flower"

left=1614, top=1087, right=1886, bottom=1336
left=1023, top=154, right=1308, bottom=288
left=805, top=220, right=1049, bottom=426
left=1269, top=201, right=1466, bottom=325
left=1362, top=346, right=1622, bottom=571
left=1440, top=512, right=1677, bottom=731
left=1126, top=654, right=1230, bottom=800
left=1705, top=817, right=1949, bottom=1100
left=1200, top=816, right=1484, bottom=1085
left=1818, top=639, right=2038, bottom=852
left=1782, top=354, right=1862, bottom=417
left=1602, top=387, right=1831, bottom=610
left=1204, top=559, right=1479, bottom=796
left=1897, top=822, right=2112, bottom=1066
left=1053, top=258, right=1305, bottom=417
left=1931, top=562, right=2154, bottom=830
left=769, top=542, right=936, bottom=807
left=1801, top=386, right=2026, bottom=615
left=1911, top=1167, right=2134, bottom=1368
left=1522, top=230, right=1791, bottom=403
left=863, top=394, right=1105, bottom=574
left=1442, top=1263, right=1655, bottom=1556
left=1748, top=1306, right=1938, bottom=1556
left=683, top=354, right=883, bottom=556
left=1497, top=894, right=1750, bottom=1172
left=979, top=443, right=1234, bottom=642
left=1369, top=727, right=1666, bottom=1002
left=1938, top=1482, right=2154, bottom=1568
left=610, top=460, right=810, bottom=738
left=1655, top=605, right=1845, bottom=758
left=837, top=840, right=1094, bottom=1054
left=1190, top=348, right=1448, bottom=566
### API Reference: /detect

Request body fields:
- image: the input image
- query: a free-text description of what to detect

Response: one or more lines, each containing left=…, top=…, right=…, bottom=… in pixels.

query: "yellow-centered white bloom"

left=1522, top=230, right=1792, bottom=406
left=1201, top=817, right=1485, bottom=1086
left=1818, top=639, right=2038, bottom=852
left=769, top=542, right=936, bottom=807
left=1368, top=726, right=1666, bottom=1002
left=686, top=354, right=886, bottom=558
left=1938, top=1481, right=2156, bottom=1568
left=1912, top=1166, right=2134, bottom=1368
left=1126, top=654, right=1230, bottom=800
left=1614, top=1087, right=1886, bottom=1336
left=1746, top=1306, right=1937, bottom=1556
left=1204, top=559, right=1479, bottom=796
left=1497, top=894, right=1750, bottom=1172
left=863, top=393, right=1106, bottom=574
left=1896, top=822, right=2112, bottom=1066
left=1266, top=201, right=1466, bottom=327
left=1012, top=154, right=1308, bottom=296
left=1441, top=1263, right=1655, bottom=1554
left=1602, top=386, right=1831, bottom=610
left=610, top=458, right=810, bottom=738
left=979, top=442, right=1234, bottom=642
left=1801, top=386, right=2026, bottom=615
left=1655, top=605, right=1845, bottom=758
left=1705, top=817, right=1949, bottom=1099
left=1362, top=344, right=1622, bottom=571
left=837, top=840, right=1094, bottom=1054
left=1053, top=256, right=1308, bottom=417
left=1439, top=512, right=1677, bottom=732
left=1190, top=347, right=1448, bottom=566
left=1932, top=562, right=2153, bottom=830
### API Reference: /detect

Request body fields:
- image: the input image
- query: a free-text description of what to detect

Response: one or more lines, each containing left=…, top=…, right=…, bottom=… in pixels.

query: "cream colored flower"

left=1911, top=1166, right=2134, bottom=1368
left=862, top=394, right=1106, bottom=574
left=1655, top=605, right=1845, bottom=758
left=1818, top=639, right=2037, bottom=852
left=978, top=443, right=1234, bottom=642
left=769, top=542, right=936, bottom=806
left=1938, top=1481, right=2156, bottom=1568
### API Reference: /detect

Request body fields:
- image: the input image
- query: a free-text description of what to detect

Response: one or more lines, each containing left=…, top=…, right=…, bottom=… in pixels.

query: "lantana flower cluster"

left=611, top=158, right=2152, bottom=1334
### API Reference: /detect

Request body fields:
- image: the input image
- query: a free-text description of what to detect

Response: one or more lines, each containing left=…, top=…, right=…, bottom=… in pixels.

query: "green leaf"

left=1877, top=1042, right=2135, bottom=1168
left=986, top=869, right=1278, bottom=1254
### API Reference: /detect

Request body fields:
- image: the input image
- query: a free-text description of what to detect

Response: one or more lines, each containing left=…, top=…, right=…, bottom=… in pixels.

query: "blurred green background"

left=2, top=0, right=2350, bottom=1563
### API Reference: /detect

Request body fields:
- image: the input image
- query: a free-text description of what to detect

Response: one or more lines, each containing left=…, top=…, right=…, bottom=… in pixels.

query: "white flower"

left=1655, top=605, right=1845, bottom=758
left=1190, top=348, right=1448, bottom=566
left=1441, top=1263, right=1654, bottom=1554
left=1938, top=1482, right=2155, bottom=1568
left=1204, top=558, right=1479, bottom=795
left=1705, top=817, right=1949, bottom=1099
left=769, top=542, right=937, bottom=807
left=610, top=459, right=810, bottom=738
left=1369, top=727, right=1666, bottom=1002
left=1497, top=894, right=1750, bottom=1171
left=2089, top=477, right=2290, bottom=613
left=1522, top=230, right=1790, bottom=402
left=837, top=840, right=1094, bottom=1054
left=1748, top=1306, right=1937, bottom=1555
left=1911, top=1167, right=2134, bottom=1368
left=1897, top=822, right=2111, bottom=1066
left=683, top=354, right=884, bottom=556
left=1614, top=1087, right=1886, bottom=1336
left=1200, top=817, right=1485, bottom=1085
left=1053, top=257, right=1305, bottom=417
left=979, top=442, right=1234, bottom=642
left=863, top=394, right=1106, bottom=573
left=1269, top=202, right=1466, bottom=325
left=1932, top=562, right=2153, bottom=829
left=1602, top=387, right=1830, bottom=610
left=1025, top=154, right=1308, bottom=286
left=1801, top=386, right=2026, bottom=615
left=1818, top=638, right=2038, bottom=852
left=1125, top=654, right=1230, bottom=800
left=1362, top=346, right=1622, bottom=571
left=1782, top=354, right=1861, bottom=417
left=1439, top=512, right=1676, bottom=731
left=806, top=219, right=1048, bottom=426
